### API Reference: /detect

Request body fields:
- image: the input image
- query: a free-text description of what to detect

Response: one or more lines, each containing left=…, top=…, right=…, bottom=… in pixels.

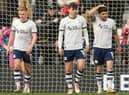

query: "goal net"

left=0, top=0, right=129, bottom=93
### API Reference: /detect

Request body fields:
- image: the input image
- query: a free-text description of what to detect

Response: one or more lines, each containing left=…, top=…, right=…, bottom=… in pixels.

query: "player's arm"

left=88, top=5, right=105, bottom=16
left=26, top=32, right=37, bottom=54
left=30, top=22, right=37, bottom=48
left=30, top=33, right=37, bottom=48
left=112, top=20, right=120, bottom=48
left=87, top=5, right=105, bottom=23
left=8, top=19, right=17, bottom=48
left=31, top=22, right=38, bottom=47
left=6, top=30, right=15, bottom=55
left=58, top=19, right=65, bottom=56
left=58, top=31, right=64, bottom=49
left=7, top=30, right=15, bottom=48
left=113, top=29, right=121, bottom=54
left=83, top=27, right=90, bottom=53
left=82, top=17, right=89, bottom=52
left=113, top=31, right=120, bottom=46
left=27, top=22, right=37, bottom=54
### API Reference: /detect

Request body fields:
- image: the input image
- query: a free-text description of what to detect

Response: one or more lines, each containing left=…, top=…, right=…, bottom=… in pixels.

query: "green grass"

left=0, top=92, right=129, bottom=95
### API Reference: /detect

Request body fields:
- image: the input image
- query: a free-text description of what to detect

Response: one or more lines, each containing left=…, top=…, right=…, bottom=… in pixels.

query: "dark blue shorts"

left=64, top=49, right=85, bottom=62
left=13, top=50, right=31, bottom=63
left=93, top=47, right=114, bottom=65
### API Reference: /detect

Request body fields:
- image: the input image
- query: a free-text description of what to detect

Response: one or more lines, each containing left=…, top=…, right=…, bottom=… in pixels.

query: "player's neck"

left=20, top=18, right=28, bottom=23
left=68, top=14, right=77, bottom=19
left=100, top=17, right=107, bottom=21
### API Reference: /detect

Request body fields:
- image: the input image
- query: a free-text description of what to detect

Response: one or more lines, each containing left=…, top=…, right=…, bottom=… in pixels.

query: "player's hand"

left=97, top=4, right=105, bottom=8
left=26, top=46, right=33, bottom=54
left=58, top=48, right=64, bottom=56
left=9, top=46, right=13, bottom=53
left=84, top=46, right=90, bottom=53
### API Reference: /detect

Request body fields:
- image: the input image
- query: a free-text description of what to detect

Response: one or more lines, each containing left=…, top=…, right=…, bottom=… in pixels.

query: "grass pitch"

left=0, top=92, right=128, bottom=95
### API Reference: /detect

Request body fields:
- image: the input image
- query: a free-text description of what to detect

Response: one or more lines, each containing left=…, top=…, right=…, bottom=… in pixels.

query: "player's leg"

left=65, top=61, right=73, bottom=94
left=75, top=49, right=86, bottom=93
left=64, top=50, right=74, bottom=94
left=75, top=59, right=85, bottom=93
left=106, top=60, right=116, bottom=93
left=22, top=52, right=31, bottom=93
left=13, top=59, right=22, bottom=92
left=96, top=65, right=103, bottom=94
left=105, top=49, right=116, bottom=93
left=22, top=63, right=31, bottom=93
left=13, top=50, right=23, bottom=92
left=93, top=48, right=103, bottom=94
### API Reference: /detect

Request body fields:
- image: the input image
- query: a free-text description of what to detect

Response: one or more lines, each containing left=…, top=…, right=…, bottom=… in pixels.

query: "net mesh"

left=0, top=0, right=129, bottom=93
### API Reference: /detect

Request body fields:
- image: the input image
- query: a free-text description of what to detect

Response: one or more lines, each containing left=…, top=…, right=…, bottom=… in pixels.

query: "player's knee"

left=66, top=70, right=73, bottom=74
left=107, top=66, right=113, bottom=71
left=78, top=64, right=85, bottom=72
left=65, top=66, right=73, bottom=73
left=14, top=65, right=21, bottom=71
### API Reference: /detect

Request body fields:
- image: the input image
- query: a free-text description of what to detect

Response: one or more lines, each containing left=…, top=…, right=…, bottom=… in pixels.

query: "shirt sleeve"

left=58, top=19, right=65, bottom=49
left=31, top=21, right=37, bottom=33
left=11, top=20, right=16, bottom=32
left=112, top=20, right=117, bottom=30
left=112, top=20, right=117, bottom=35
left=81, top=17, right=89, bottom=46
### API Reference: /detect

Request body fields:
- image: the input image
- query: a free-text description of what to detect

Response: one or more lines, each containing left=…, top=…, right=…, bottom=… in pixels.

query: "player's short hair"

left=98, top=6, right=107, bottom=14
left=68, top=2, right=78, bottom=10
left=18, top=0, right=33, bottom=19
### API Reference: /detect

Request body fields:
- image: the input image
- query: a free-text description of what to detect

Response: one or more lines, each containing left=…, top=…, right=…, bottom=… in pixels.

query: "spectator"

left=121, top=18, right=129, bottom=64
left=35, top=5, right=59, bottom=25
left=0, top=26, right=14, bottom=69
left=35, top=5, right=60, bottom=64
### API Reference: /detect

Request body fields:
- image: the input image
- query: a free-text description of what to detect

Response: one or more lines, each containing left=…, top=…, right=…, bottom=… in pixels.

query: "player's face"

left=99, top=12, right=108, bottom=21
left=18, top=10, right=28, bottom=22
left=69, top=7, right=78, bottom=18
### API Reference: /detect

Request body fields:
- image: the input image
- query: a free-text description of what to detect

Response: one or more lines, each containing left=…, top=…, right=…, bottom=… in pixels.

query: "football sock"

left=65, top=73, right=73, bottom=89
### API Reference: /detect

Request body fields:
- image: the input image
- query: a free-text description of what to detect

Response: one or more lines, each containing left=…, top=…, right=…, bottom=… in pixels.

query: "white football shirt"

left=93, top=16, right=116, bottom=48
left=12, top=19, right=37, bottom=51
left=58, top=15, right=89, bottom=50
